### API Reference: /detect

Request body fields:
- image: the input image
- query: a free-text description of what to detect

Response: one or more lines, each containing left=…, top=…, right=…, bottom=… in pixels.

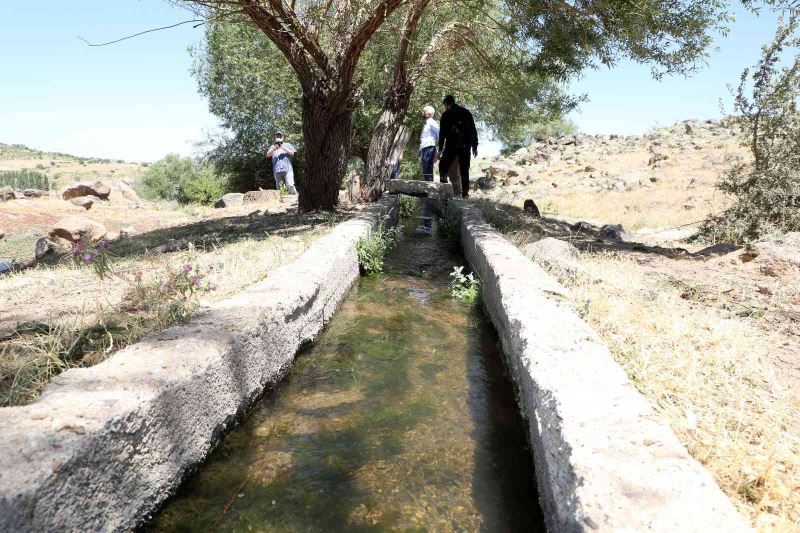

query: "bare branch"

left=77, top=19, right=204, bottom=47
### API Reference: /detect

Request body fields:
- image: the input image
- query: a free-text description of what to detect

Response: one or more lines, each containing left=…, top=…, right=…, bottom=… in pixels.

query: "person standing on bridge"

left=436, top=95, right=478, bottom=197
left=419, top=105, right=439, bottom=182
left=266, top=131, right=298, bottom=195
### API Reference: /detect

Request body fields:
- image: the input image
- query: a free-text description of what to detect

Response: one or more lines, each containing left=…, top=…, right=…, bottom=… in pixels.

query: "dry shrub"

left=562, top=253, right=800, bottom=530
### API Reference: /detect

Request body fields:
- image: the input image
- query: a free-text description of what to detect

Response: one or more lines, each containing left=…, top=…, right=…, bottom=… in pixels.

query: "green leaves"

left=137, top=154, right=230, bottom=205
left=702, top=13, right=800, bottom=243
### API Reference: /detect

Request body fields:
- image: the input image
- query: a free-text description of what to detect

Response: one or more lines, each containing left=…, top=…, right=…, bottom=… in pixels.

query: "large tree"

left=191, top=14, right=570, bottom=190
left=178, top=0, right=408, bottom=211
left=357, top=0, right=744, bottom=199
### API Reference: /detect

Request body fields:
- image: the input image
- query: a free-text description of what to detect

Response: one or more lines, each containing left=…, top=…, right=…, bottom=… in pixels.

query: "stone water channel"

left=149, top=199, right=544, bottom=531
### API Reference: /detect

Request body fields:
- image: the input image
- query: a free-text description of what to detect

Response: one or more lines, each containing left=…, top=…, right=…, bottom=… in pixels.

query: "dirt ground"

left=475, top=119, right=749, bottom=232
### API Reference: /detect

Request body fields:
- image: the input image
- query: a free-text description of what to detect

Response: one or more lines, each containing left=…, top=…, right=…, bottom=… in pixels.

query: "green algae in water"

left=150, top=199, right=544, bottom=532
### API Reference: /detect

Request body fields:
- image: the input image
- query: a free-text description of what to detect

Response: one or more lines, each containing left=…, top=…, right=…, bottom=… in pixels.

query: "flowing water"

left=150, top=200, right=544, bottom=532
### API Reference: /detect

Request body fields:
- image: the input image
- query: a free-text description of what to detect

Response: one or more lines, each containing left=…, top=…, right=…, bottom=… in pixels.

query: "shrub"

left=398, top=195, right=416, bottom=218
left=450, top=266, right=481, bottom=303
left=701, top=15, right=800, bottom=243
left=437, top=200, right=462, bottom=239
left=356, top=225, right=401, bottom=274
left=137, top=154, right=230, bottom=205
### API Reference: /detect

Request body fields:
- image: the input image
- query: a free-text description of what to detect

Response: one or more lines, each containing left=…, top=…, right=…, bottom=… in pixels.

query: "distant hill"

left=0, top=142, right=125, bottom=165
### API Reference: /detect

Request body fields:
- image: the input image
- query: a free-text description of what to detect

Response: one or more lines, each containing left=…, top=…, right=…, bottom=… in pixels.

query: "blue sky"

left=0, top=1, right=786, bottom=161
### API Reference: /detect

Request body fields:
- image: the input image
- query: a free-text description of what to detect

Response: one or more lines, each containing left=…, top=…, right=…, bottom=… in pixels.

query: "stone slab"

left=385, top=178, right=453, bottom=200
left=458, top=204, right=750, bottom=533
left=0, top=199, right=396, bottom=532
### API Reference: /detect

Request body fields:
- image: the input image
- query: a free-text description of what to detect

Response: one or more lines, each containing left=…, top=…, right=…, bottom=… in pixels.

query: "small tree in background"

left=137, top=154, right=230, bottom=205
left=703, top=14, right=800, bottom=243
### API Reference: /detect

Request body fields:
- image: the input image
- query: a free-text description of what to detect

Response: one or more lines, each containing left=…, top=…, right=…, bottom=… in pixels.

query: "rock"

left=70, top=196, right=94, bottom=210
left=599, top=224, right=627, bottom=241
left=120, top=226, right=137, bottom=237
left=34, top=238, right=54, bottom=260
left=0, top=260, right=13, bottom=274
left=48, top=215, right=107, bottom=243
left=695, top=243, right=741, bottom=257
left=523, top=199, right=541, bottom=217
left=22, top=189, right=47, bottom=198
left=114, top=180, right=141, bottom=204
left=385, top=179, right=453, bottom=200
left=0, top=186, right=14, bottom=202
left=648, top=153, right=668, bottom=166
left=214, top=192, right=245, bottom=209
left=0, top=229, right=4, bottom=240
left=243, top=189, right=281, bottom=204
left=62, top=181, right=111, bottom=200
left=152, top=239, right=188, bottom=254
left=584, top=166, right=596, bottom=172
left=523, top=237, right=581, bottom=276
left=476, top=175, right=496, bottom=190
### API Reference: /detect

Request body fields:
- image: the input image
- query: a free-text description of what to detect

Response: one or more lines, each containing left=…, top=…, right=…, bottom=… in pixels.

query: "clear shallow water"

left=150, top=202, right=544, bottom=532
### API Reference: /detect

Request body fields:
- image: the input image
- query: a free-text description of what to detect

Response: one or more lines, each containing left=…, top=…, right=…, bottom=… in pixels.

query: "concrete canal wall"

left=0, top=199, right=396, bottom=532
left=458, top=204, right=750, bottom=533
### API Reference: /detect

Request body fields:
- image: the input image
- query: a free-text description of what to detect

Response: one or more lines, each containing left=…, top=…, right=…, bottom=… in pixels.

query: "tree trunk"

left=299, top=93, right=352, bottom=211
left=361, top=109, right=404, bottom=202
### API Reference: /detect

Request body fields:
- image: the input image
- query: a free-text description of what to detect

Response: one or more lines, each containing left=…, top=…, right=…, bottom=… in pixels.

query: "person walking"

left=419, top=105, right=439, bottom=182
left=436, top=95, right=478, bottom=197
left=266, top=132, right=298, bottom=195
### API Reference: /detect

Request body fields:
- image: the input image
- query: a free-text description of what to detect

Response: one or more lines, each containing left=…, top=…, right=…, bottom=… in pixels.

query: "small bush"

left=356, top=225, right=401, bottom=274
left=398, top=195, right=416, bottom=218
left=437, top=201, right=462, bottom=239
left=450, top=266, right=480, bottom=303
left=137, top=154, right=230, bottom=205
left=701, top=15, right=800, bottom=243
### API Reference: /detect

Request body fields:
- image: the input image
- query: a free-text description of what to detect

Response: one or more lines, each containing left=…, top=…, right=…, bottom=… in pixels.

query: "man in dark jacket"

left=436, top=95, right=478, bottom=197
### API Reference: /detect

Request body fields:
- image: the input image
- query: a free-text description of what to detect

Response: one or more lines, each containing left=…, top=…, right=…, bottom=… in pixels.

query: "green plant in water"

left=438, top=201, right=462, bottom=239
left=356, top=226, right=401, bottom=275
left=398, top=195, right=415, bottom=218
left=450, top=266, right=480, bottom=303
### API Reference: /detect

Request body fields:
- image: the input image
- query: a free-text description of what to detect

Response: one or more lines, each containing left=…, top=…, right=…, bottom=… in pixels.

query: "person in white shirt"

left=419, top=105, right=439, bottom=182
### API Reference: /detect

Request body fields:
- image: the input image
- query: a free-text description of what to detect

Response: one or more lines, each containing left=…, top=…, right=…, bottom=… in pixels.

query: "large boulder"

left=0, top=186, right=14, bottom=202
left=214, top=192, right=245, bottom=209
left=61, top=181, right=111, bottom=201
left=243, top=189, right=281, bottom=204
left=112, top=180, right=141, bottom=204
left=48, top=215, right=107, bottom=243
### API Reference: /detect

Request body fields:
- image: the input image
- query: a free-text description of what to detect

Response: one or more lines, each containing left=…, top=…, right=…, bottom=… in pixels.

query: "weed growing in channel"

left=356, top=226, right=401, bottom=275
left=398, top=195, right=416, bottom=218
left=450, top=266, right=480, bottom=303
left=438, top=201, right=462, bottom=240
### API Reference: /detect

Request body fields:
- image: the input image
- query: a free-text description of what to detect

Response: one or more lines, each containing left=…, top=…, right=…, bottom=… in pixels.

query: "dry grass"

left=563, top=254, right=800, bottom=531
left=0, top=220, right=334, bottom=407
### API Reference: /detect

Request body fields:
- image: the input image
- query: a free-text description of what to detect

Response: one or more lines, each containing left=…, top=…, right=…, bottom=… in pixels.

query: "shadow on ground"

left=474, top=199, right=729, bottom=260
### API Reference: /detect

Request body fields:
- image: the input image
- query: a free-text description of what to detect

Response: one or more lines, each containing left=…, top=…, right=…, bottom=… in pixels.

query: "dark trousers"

left=420, top=146, right=436, bottom=182
left=438, top=146, right=471, bottom=196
